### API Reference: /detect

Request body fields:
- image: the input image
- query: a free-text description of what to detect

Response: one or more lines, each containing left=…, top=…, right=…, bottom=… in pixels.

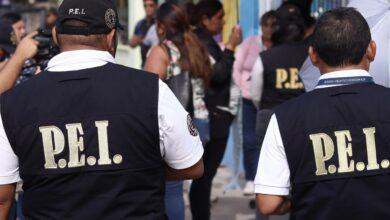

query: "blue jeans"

left=7, top=193, right=24, bottom=220
left=193, top=118, right=210, bottom=145
left=242, top=98, right=259, bottom=181
left=165, top=181, right=184, bottom=220
left=17, top=193, right=25, bottom=220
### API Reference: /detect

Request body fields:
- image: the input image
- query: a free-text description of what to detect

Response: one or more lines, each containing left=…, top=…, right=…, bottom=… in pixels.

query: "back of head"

left=310, top=7, right=371, bottom=67
left=55, top=0, right=123, bottom=54
left=157, top=2, right=189, bottom=39
left=56, top=19, right=107, bottom=50
left=183, top=2, right=197, bottom=27
left=0, top=20, right=15, bottom=55
left=272, top=4, right=305, bottom=45
left=195, top=0, right=223, bottom=27
left=1, top=12, right=22, bottom=24
left=157, top=2, right=212, bottom=81
left=260, top=10, right=277, bottom=26
left=48, top=7, right=58, bottom=16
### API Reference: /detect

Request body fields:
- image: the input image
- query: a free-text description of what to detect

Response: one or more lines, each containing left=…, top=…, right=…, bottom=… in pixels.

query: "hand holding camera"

left=14, top=31, right=39, bottom=61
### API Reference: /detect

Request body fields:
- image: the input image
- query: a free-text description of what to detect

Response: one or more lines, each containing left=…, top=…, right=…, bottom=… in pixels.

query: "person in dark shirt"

left=129, top=0, right=158, bottom=67
left=189, top=1, right=242, bottom=220
left=251, top=4, right=308, bottom=149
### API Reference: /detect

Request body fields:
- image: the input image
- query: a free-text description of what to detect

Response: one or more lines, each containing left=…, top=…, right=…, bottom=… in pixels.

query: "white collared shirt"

left=0, top=50, right=204, bottom=185
left=254, top=69, right=371, bottom=195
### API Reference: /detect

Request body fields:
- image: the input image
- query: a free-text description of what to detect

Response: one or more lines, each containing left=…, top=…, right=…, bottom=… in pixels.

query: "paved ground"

left=184, top=167, right=289, bottom=220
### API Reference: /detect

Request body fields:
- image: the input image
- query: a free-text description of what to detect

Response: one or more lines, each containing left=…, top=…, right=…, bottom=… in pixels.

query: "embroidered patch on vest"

left=187, top=115, right=198, bottom=137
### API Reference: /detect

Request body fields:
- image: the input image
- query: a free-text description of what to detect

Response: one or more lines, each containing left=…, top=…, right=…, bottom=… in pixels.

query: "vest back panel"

left=274, top=83, right=390, bottom=220
left=1, top=63, right=165, bottom=220
left=260, top=43, right=307, bottom=109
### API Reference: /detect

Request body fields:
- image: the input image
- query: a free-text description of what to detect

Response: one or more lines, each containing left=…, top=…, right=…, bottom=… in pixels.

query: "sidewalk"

left=184, top=167, right=289, bottom=220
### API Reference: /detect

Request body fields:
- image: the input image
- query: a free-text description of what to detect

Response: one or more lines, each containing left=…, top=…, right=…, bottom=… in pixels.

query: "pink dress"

left=233, top=35, right=265, bottom=100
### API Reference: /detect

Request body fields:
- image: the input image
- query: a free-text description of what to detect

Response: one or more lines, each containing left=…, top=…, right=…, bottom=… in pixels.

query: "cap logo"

left=68, top=8, right=86, bottom=15
left=105, top=9, right=116, bottom=29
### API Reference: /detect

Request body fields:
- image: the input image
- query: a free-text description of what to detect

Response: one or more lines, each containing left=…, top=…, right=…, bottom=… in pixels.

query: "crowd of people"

left=0, top=0, right=389, bottom=220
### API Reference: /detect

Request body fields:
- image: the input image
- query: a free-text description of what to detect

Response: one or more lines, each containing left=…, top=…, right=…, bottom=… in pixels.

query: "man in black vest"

left=250, top=5, right=308, bottom=197
left=254, top=7, right=390, bottom=219
left=0, top=0, right=204, bottom=219
left=251, top=4, right=308, bottom=111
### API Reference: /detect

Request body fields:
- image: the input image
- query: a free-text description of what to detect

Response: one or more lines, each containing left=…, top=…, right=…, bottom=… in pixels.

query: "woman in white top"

left=144, top=3, right=212, bottom=220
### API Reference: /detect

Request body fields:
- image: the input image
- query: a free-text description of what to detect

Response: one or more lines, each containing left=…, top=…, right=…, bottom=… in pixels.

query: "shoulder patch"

left=187, top=115, right=198, bottom=137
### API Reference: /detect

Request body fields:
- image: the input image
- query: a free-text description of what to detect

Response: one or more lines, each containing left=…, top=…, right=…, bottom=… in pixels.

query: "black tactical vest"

left=274, top=82, right=390, bottom=220
left=259, top=43, right=307, bottom=109
left=1, top=63, right=166, bottom=220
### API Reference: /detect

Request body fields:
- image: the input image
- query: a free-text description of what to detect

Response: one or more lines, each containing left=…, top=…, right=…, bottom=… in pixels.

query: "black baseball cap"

left=56, top=0, right=123, bottom=35
left=277, top=3, right=302, bottom=19
left=0, top=20, right=16, bottom=54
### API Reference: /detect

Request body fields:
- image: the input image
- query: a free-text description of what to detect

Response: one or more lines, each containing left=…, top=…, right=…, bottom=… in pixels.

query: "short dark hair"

left=310, top=7, right=371, bottom=67
left=260, top=10, right=276, bottom=26
left=48, top=7, right=59, bottom=16
left=145, top=0, right=158, bottom=4
left=271, top=4, right=305, bottom=45
left=1, top=12, right=22, bottom=24
left=195, top=0, right=223, bottom=26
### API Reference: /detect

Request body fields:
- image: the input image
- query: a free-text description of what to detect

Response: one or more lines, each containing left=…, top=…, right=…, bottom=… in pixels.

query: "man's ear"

left=366, top=40, right=376, bottom=63
left=52, top=27, right=59, bottom=46
left=309, top=46, right=319, bottom=67
left=106, top=29, right=116, bottom=50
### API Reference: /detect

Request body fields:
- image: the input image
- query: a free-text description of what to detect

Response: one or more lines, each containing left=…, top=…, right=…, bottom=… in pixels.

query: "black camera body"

left=34, top=28, right=59, bottom=61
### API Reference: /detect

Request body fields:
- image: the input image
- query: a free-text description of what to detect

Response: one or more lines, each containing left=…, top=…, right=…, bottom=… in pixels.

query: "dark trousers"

left=189, top=109, right=234, bottom=220
left=242, top=99, right=259, bottom=181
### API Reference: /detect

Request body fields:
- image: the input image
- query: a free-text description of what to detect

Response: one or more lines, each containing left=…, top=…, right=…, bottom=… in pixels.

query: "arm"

left=129, top=35, right=144, bottom=48
left=0, top=184, right=15, bottom=220
left=254, top=114, right=291, bottom=216
left=158, top=81, right=205, bottom=180
left=0, top=111, right=20, bottom=220
left=166, top=159, right=204, bottom=181
left=256, top=194, right=291, bottom=216
left=129, top=20, right=147, bottom=48
left=144, top=45, right=169, bottom=80
left=250, top=57, right=264, bottom=108
left=0, top=32, right=38, bottom=94
left=0, top=61, right=6, bottom=71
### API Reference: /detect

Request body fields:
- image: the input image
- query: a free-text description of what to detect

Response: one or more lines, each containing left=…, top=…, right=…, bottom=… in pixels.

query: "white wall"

left=116, top=0, right=145, bottom=69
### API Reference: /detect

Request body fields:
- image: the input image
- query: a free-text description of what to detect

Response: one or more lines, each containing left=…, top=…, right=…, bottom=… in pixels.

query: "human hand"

left=226, top=25, right=243, bottom=50
left=14, top=31, right=39, bottom=61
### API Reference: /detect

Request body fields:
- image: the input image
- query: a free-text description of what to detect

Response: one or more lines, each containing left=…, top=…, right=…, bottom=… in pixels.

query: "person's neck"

left=60, top=45, right=106, bottom=52
left=262, top=36, right=272, bottom=49
left=319, top=65, right=368, bottom=75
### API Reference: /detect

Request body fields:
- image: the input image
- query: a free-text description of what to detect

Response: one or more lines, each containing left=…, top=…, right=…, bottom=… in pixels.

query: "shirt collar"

left=315, top=69, right=372, bottom=89
left=46, top=50, right=116, bottom=72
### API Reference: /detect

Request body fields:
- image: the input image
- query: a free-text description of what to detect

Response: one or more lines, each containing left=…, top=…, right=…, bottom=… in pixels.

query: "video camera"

left=34, top=28, right=59, bottom=62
